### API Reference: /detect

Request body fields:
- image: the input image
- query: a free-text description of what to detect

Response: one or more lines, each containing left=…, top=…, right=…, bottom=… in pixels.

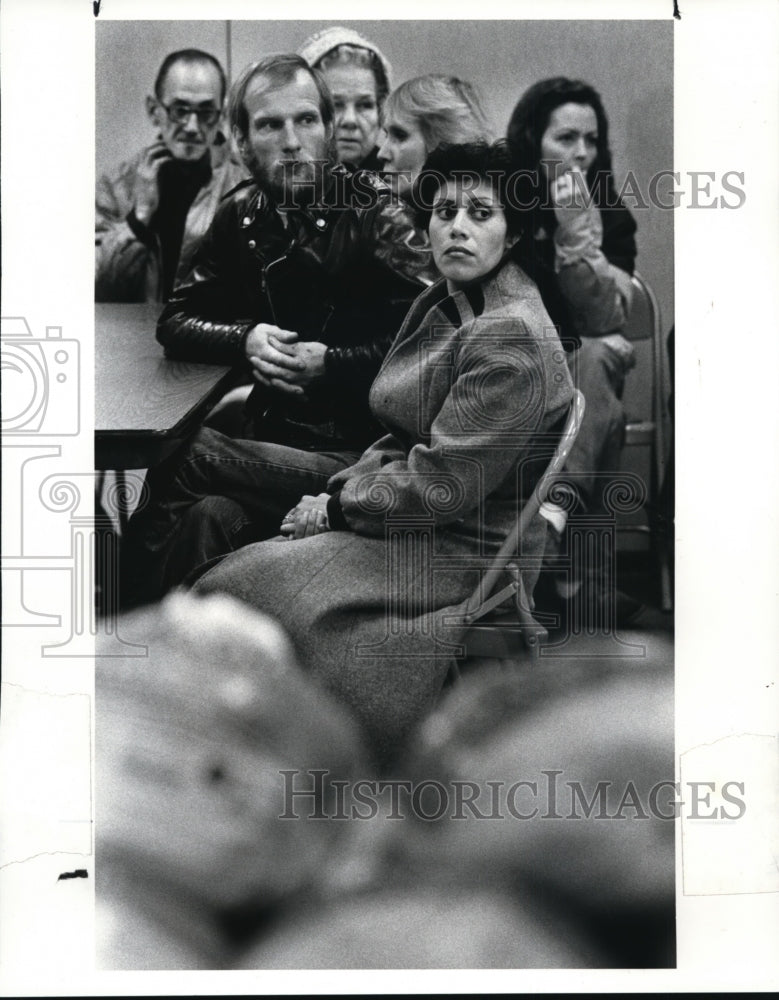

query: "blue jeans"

left=120, top=427, right=359, bottom=607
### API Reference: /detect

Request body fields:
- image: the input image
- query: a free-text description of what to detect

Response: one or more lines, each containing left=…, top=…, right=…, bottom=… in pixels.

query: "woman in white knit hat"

left=298, top=26, right=391, bottom=172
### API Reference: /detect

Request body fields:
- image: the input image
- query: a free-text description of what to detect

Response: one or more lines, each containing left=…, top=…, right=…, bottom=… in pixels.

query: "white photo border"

left=1, top=0, right=778, bottom=994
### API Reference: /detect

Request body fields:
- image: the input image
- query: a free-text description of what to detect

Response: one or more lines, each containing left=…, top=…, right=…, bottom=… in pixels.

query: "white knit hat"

left=298, top=25, right=392, bottom=96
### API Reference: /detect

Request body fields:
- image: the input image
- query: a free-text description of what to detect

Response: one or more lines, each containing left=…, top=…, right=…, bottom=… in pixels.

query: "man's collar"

left=254, top=160, right=345, bottom=217
left=236, top=162, right=349, bottom=237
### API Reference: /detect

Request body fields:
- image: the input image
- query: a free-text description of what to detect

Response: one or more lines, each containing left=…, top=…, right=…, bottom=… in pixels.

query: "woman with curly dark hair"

left=195, top=142, right=573, bottom=765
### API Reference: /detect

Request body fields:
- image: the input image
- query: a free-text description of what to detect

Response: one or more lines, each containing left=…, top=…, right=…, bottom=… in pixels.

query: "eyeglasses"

left=159, top=101, right=221, bottom=126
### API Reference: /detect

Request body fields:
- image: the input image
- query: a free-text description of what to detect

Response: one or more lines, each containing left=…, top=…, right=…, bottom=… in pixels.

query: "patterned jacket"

left=95, top=139, right=246, bottom=303
left=326, top=256, right=574, bottom=552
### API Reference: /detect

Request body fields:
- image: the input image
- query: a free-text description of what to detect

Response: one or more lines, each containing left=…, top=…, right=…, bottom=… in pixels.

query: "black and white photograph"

left=1, top=0, right=777, bottom=993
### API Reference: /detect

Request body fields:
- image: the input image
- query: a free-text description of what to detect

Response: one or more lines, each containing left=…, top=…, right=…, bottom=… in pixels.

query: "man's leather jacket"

left=157, top=164, right=431, bottom=451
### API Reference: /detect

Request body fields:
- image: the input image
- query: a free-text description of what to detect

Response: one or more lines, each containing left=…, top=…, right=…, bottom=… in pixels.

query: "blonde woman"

left=378, top=74, right=491, bottom=195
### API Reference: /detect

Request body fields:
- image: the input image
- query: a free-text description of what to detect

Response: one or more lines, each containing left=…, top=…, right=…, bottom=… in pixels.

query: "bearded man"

left=121, top=53, right=429, bottom=606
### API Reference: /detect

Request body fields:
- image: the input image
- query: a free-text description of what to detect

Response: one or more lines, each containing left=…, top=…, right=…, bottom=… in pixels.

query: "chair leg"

left=658, top=532, right=673, bottom=612
left=658, top=458, right=674, bottom=614
left=654, top=460, right=674, bottom=613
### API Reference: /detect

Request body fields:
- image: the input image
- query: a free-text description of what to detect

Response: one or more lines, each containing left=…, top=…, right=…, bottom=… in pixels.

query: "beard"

left=243, top=137, right=337, bottom=208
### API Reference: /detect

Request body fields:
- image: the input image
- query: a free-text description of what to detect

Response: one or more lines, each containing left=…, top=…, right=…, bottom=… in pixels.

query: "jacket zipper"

left=260, top=253, right=288, bottom=326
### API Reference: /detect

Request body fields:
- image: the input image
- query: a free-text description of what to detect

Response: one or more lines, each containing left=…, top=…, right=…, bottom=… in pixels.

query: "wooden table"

left=95, top=303, right=237, bottom=472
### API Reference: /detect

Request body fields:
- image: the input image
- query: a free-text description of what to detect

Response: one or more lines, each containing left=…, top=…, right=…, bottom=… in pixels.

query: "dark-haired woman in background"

left=195, top=142, right=573, bottom=765
left=507, top=76, right=639, bottom=621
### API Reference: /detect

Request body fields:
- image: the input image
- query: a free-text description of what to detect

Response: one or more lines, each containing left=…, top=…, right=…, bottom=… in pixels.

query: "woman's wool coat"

left=196, top=259, right=574, bottom=763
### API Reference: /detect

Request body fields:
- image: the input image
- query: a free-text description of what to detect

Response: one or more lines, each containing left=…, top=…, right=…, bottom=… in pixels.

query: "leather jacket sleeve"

left=156, top=194, right=257, bottom=365
left=157, top=179, right=428, bottom=381
left=323, top=333, right=395, bottom=390
left=322, top=194, right=430, bottom=392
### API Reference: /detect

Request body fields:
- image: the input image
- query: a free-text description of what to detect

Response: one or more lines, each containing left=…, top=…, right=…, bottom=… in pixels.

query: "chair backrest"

left=617, top=272, right=670, bottom=547
left=621, top=272, right=663, bottom=426
left=477, top=389, right=586, bottom=599
left=622, top=272, right=658, bottom=344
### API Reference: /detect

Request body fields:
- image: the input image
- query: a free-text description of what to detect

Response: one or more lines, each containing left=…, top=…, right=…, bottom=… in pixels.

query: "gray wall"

left=96, top=19, right=673, bottom=332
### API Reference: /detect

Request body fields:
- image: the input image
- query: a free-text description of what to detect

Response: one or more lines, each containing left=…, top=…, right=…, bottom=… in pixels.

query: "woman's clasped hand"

left=280, top=493, right=331, bottom=539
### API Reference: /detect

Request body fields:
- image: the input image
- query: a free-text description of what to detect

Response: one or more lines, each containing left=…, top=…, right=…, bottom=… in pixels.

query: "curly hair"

left=410, top=140, right=529, bottom=239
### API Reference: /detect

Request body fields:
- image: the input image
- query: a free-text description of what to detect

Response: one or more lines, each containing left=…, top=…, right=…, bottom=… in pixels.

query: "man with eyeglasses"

left=96, top=49, right=246, bottom=302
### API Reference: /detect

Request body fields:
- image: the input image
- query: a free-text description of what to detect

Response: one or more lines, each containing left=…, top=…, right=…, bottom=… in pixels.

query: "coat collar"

left=383, top=258, right=533, bottom=373
left=245, top=162, right=353, bottom=225
left=410, top=255, right=535, bottom=329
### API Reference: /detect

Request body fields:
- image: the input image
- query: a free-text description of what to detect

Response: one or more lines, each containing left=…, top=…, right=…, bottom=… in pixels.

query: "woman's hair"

left=384, top=75, right=492, bottom=154
left=506, top=76, right=617, bottom=208
left=411, top=140, right=528, bottom=239
left=299, top=27, right=392, bottom=106
left=317, top=44, right=390, bottom=105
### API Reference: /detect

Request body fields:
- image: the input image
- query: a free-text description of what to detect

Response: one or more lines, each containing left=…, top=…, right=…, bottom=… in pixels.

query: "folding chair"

left=444, top=389, right=585, bottom=674
left=618, top=272, right=673, bottom=612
